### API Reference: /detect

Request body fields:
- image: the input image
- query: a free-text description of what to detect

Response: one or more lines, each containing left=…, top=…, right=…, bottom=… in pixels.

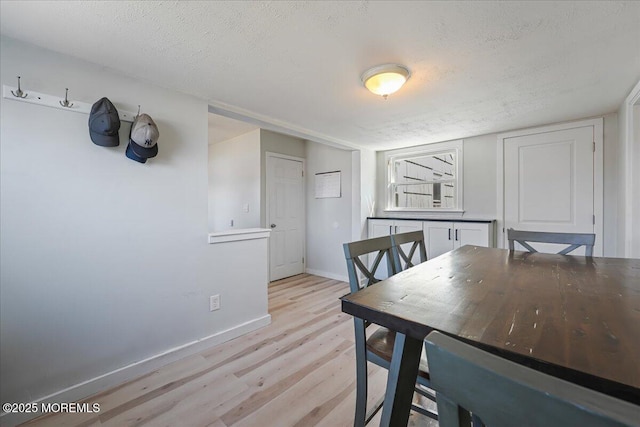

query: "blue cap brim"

left=129, top=139, right=158, bottom=158
left=126, top=142, right=147, bottom=163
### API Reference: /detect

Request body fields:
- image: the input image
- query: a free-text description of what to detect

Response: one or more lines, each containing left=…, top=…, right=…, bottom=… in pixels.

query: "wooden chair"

left=344, top=235, right=397, bottom=291
left=343, top=236, right=437, bottom=426
left=507, top=228, right=595, bottom=256
left=391, top=230, right=428, bottom=270
left=424, top=331, right=639, bottom=427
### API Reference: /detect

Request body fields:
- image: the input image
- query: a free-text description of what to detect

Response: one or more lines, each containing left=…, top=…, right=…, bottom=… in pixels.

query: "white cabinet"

left=369, top=219, right=423, bottom=237
left=368, top=218, right=494, bottom=265
left=423, top=221, right=493, bottom=259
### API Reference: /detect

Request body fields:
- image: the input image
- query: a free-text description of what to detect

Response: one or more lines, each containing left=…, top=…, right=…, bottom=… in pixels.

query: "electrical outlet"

left=209, top=294, right=220, bottom=311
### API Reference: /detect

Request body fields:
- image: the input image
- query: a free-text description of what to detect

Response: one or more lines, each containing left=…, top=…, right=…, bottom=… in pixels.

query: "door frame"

left=265, top=151, right=306, bottom=281
left=496, top=118, right=604, bottom=255
left=621, top=80, right=640, bottom=257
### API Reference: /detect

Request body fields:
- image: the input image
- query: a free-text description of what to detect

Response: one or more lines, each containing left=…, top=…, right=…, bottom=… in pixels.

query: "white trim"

left=3, top=85, right=137, bottom=122
left=594, top=118, right=604, bottom=257
left=265, top=152, right=306, bottom=281
left=208, top=228, right=270, bottom=244
left=496, top=118, right=604, bottom=256
left=305, top=268, right=349, bottom=283
left=208, top=103, right=360, bottom=151
left=265, top=151, right=305, bottom=163
left=0, top=315, right=271, bottom=427
left=622, top=80, right=640, bottom=257
left=384, top=208, right=465, bottom=214
left=496, top=118, right=604, bottom=140
left=496, top=134, right=504, bottom=247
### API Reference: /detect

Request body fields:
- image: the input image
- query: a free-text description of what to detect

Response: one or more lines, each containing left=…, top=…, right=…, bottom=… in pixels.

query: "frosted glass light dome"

left=361, top=64, right=410, bottom=99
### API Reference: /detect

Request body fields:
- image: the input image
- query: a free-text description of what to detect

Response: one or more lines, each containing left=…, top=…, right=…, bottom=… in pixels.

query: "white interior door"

left=504, top=125, right=596, bottom=255
left=267, top=154, right=304, bottom=281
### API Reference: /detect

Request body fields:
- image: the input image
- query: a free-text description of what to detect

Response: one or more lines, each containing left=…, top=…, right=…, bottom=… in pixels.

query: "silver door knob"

left=270, top=224, right=276, bottom=228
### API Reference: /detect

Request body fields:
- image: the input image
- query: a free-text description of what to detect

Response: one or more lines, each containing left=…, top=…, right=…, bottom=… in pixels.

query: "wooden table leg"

left=379, top=332, right=422, bottom=427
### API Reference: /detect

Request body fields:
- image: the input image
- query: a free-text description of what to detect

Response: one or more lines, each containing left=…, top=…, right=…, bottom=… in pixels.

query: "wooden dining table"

left=340, top=245, right=640, bottom=426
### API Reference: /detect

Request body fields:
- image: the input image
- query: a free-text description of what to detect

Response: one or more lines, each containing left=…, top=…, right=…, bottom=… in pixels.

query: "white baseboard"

left=305, top=268, right=348, bottom=283
left=0, top=315, right=271, bottom=427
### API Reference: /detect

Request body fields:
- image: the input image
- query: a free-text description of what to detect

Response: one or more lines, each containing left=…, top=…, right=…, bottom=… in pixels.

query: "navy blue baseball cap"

left=126, top=141, right=147, bottom=163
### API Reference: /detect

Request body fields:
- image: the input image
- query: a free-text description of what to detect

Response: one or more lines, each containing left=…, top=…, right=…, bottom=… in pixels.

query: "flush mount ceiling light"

left=361, top=64, right=411, bottom=99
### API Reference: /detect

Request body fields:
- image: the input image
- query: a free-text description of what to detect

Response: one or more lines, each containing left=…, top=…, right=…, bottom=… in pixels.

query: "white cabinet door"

left=423, top=221, right=454, bottom=259
left=393, top=220, right=423, bottom=234
left=393, top=220, right=425, bottom=267
left=369, top=220, right=393, bottom=238
left=424, top=221, right=493, bottom=259
left=368, top=219, right=422, bottom=237
left=454, top=223, right=490, bottom=249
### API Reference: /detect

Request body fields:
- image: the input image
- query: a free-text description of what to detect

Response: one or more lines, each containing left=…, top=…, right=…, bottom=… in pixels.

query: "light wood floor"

left=24, top=274, right=436, bottom=427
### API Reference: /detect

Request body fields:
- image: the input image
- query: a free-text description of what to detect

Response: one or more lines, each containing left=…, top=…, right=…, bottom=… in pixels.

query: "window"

left=386, top=140, right=463, bottom=211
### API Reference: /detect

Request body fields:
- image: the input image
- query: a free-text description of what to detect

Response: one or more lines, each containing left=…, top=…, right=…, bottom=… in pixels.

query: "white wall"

left=617, top=107, right=628, bottom=257
left=603, top=113, right=619, bottom=256
left=376, top=135, right=497, bottom=220
left=461, top=135, right=498, bottom=219
left=305, top=141, right=354, bottom=281
left=351, top=150, right=361, bottom=242
left=208, top=129, right=261, bottom=231
left=374, top=115, right=620, bottom=256
left=357, top=148, right=377, bottom=240
left=0, top=37, right=269, bottom=420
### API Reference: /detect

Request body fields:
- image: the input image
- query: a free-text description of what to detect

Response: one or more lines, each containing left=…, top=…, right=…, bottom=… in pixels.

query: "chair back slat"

left=343, top=235, right=397, bottom=293
left=391, top=230, right=428, bottom=271
left=424, top=331, right=639, bottom=427
left=507, top=229, right=595, bottom=256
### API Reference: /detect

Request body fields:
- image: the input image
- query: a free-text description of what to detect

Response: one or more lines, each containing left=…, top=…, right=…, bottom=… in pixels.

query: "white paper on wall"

left=315, top=171, right=341, bottom=198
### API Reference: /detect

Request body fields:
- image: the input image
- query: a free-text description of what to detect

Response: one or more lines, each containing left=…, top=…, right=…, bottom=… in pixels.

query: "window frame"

left=384, top=139, right=464, bottom=213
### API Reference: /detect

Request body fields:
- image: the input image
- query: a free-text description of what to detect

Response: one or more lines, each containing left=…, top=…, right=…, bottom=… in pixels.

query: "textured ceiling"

left=1, top=1, right=639, bottom=150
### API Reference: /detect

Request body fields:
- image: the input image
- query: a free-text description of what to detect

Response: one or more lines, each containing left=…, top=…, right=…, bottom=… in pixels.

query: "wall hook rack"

left=59, top=88, right=73, bottom=108
left=2, top=85, right=137, bottom=122
left=11, top=76, right=27, bottom=98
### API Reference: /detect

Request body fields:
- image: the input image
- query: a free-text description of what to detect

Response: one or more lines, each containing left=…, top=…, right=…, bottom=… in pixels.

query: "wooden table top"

left=341, top=246, right=640, bottom=402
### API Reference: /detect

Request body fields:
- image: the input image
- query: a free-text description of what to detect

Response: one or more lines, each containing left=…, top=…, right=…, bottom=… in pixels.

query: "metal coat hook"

left=59, top=88, right=73, bottom=108
left=137, top=105, right=141, bottom=117
left=11, top=76, right=28, bottom=98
